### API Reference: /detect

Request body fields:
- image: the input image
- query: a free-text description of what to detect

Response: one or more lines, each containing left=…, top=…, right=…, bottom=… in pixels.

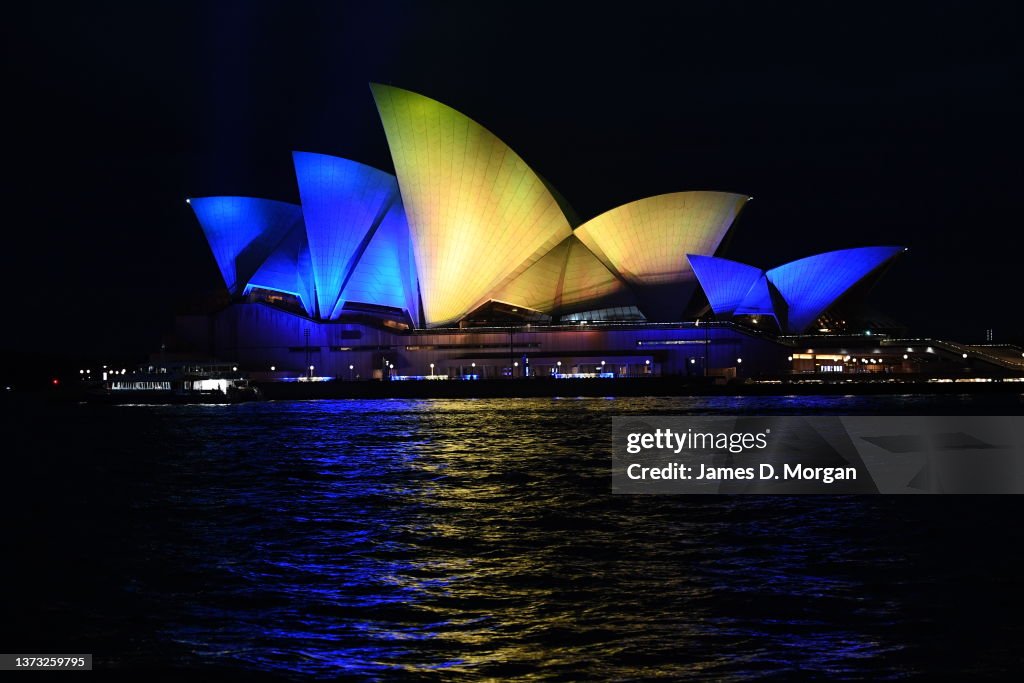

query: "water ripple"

left=4, top=394, right=1023, bottom=679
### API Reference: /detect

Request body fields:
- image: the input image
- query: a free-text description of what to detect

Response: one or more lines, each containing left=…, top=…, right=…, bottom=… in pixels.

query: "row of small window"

left=110, top=381, right=172, bottom=391
left=287, top=343, right=543, bottom=352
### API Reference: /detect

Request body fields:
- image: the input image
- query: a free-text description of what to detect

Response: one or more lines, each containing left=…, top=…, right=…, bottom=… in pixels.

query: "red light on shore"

left=52, top=378, right=60, bottom=385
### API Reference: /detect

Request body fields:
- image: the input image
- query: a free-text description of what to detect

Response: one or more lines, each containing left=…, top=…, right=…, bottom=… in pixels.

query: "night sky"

left=4, top=1, right=1021, bottom=361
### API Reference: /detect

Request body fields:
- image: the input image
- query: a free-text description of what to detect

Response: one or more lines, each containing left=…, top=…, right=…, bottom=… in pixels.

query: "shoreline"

left=253, top=377, right=1022, bottom=400
left=14, top=376, right=1022, bottom=404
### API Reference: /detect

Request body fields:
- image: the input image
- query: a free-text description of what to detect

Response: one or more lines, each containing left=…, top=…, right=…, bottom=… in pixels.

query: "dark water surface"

left=4, top=394, right=1024, bottom=679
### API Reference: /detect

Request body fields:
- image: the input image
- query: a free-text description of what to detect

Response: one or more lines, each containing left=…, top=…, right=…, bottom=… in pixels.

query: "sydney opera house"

left=173, top=84, right=1010, bottom=381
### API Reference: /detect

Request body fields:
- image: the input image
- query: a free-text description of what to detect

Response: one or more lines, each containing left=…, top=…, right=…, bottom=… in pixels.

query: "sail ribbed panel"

left=189, top=197, right=302, bottom=295
left=687, top=254, right=765, bottom=316
left=487, top=236, right=632, bottom=314
left=734, top=274, right=776, bottom=318
left=292, top=152, right=399, bottom=320
left=247, top=219, right=316, bottom=317
left=766, top=246, right=903, bottom=333
left=339, top=200, right=420, bottom=325
left=371, top=83, right=573, bottom=326
left=574, top=192, right=749, bottom=321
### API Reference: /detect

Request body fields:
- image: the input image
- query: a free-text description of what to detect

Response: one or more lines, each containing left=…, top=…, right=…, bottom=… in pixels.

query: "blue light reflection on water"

left=4, top=394, right=1024, bottom=679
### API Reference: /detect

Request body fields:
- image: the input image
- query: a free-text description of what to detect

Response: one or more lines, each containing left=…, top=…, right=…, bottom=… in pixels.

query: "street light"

left=270, top=365, right=276, bottom=371
left=232, top=366, right=238, bottom=372
left=737, top=358, right=743, bottom=364
left=349, top=364, right=354, bottom=380
left=430, top=363, right=435, bottom=376
left=962, top=353, right=968, bottom=359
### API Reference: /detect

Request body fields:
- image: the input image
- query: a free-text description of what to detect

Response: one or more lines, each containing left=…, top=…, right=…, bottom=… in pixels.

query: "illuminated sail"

left=574, top=192, right=749, bottom=321
left=371, top=83, right=573, bottom=326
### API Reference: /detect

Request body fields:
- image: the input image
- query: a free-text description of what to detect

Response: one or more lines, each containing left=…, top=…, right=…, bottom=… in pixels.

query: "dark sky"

left=4, top=1, right=1022, bottom=357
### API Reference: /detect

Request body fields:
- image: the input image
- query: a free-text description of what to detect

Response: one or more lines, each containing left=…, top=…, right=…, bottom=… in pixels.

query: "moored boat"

left=88, top=362, right=260, bottom=403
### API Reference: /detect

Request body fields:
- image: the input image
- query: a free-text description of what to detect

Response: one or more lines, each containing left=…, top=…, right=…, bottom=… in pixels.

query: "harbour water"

left=3, top=394, right=1023, bottom=679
